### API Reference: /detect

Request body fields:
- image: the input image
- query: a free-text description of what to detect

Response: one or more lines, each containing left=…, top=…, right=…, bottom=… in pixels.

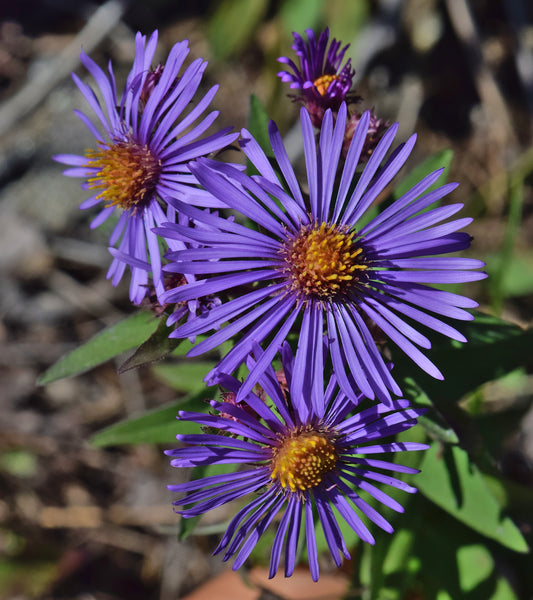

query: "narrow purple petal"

left=237, top=303, right=300, bottom=400
left=334, top=111, right=370, bottom=221
left=233, top=495, right=286, bottom=570
left=348, top=134, right=417, bottom=225
left=335, top=476, right=394, bottom=531
left=327, top=487, right=375, bottom=544
left=90, top=206, right=115, bottom=229
left=269, top=495, right=295, bottom=578
left=167, top=468, right=254, bottom=493
left=340, top=122, right=399, bottom=226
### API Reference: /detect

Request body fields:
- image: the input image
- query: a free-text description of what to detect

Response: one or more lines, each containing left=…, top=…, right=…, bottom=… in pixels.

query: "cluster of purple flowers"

left=57, top=28, right=486, bottom=580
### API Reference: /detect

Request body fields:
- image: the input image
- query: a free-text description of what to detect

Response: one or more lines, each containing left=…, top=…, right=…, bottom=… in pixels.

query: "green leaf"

left=0, top=450, right=37, bottom=478
left=485, top=251, right=533, bottom=298
left=152, top=361, right=215, bottom=394
left=90, top=388, right=216, bottom=447
left=248, top=94, right=274, bottom=159
left=456, top=544, right=494, bottom=593
left=393, top=312, right=533, bottom=403
left=488, top=174, right=524, bottom=312
left=0, top=559, right=59, bottom=598
left=177, top=513, right=200, bottom=541
left=382, top=528, right=416, bottom=576
left=118, top=314, right=181, bottom=373
left=400, top=379, right=460, bottom=444
left=418, top=414, right=460, bottom=445
left=170, top=334, right=209, bottom=357
left=208, top=0, right=269, bottom=61
left=37, top=311, right=159, bottom=385
left=415, top=443, right=528, bottom=553
left=393, top=149, right=454, bottom=201
left=279, top=0, right=323, bottom=33
left=326, top=2, right=370, bottom=47
left=360, top=529, right=390, bottom=600
left=491, top=579, right=520, bottom=600
left=382, top=493, right=520, bottom=599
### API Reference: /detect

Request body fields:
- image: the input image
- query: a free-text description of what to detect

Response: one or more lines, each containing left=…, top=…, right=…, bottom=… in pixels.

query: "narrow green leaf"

left=382, top=528, right=416, bottom=577
left=485, top=251, right=533, bottom=298
left=416, top=443, right=529, bottom=553
left=178, top=514, right=200, bottom=541
left=118, top=314, right=181, bottom=373
left=418, top=415, right=460, bottom=445
left=399, top=378, right=460, bottom=444
left=279, top=0, right=323, bottom=33
left=37, top=312, right=159, bottom=385
left=489, top=174, right=524, bottom=313
left=326, top=1, right=370, bottom=47
left=90, top=388, right=216, bottom=447
left=208, top=0, right=269, bottom=61
left=248, top=94, right=274, bottom=159
left=365, top=530, right=389, bottom=600
left=152, top=361, right=215, bottom=394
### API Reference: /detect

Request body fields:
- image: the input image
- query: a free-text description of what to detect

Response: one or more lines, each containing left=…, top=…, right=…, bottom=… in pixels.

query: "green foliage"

left=488, top=172, right=525, bottom=313
left=355, top=492, right=521, bottom=600
left=415, top=443, right=528, bottom=553
left=456, top=544, right=495, bottom=593
left=248, top=94, right=274, bottom=160
left=37, top=312, right=159, bottom=385
left=0, top=450, right=38, bottom=478
left=279, top=0, right=323, bottom=33
left=90, top=387, right=216, bottom=447
left=117, top=313, right=182, bottom=373
left=393, top=311, right=533, bottom=403
left=325, top=1, right=369, bottom=47
left=0, top=559, right=59, bottom=598
left=278, top=0, right=369, bottom=46
left=151, top=361, right=215, bottom=394
left=485, top=251, right=533, bottom=298
left=207, top=0, right=269, bottom=61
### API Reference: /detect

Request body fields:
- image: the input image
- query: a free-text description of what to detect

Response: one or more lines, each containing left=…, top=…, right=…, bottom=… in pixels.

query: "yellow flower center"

left=282, top=222, right=366, bottom=300
left=271, top=429, right=337, bottom=492
left=84, top=139, right=161, bottom=212
left=313, top=74, right=339, bottom=96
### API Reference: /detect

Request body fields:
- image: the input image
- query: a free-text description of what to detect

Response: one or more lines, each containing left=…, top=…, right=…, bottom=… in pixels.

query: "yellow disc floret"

left=282, top=222, right=366, bottom=300
left=313, top=74, right=339, bottom=96
left=271, top=429, right=337, bottom=492
left=84, top=139, right=161, bottom=212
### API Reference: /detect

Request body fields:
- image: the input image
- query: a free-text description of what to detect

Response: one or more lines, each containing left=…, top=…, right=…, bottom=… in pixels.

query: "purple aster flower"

left=277, top=28, right=358, bottom=127
left=157, top=103, right=486, bottom=406
left=54, top=30, right=237, bottom=304
left=167, top=343, right=428, bottom=581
